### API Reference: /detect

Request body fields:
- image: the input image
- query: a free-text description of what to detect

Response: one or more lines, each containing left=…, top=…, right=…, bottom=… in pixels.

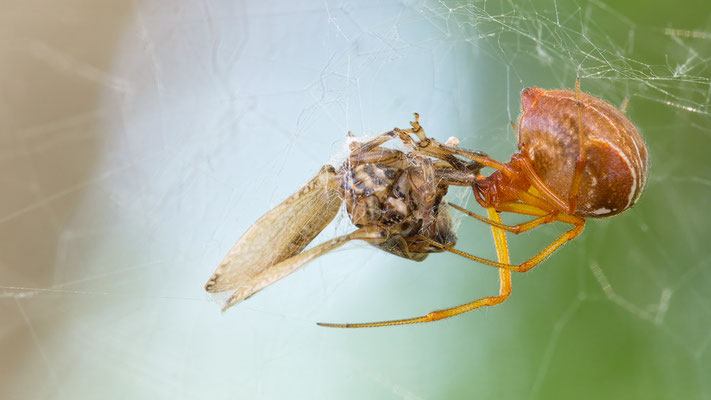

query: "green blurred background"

left=1, top=0, right=709, bottom=399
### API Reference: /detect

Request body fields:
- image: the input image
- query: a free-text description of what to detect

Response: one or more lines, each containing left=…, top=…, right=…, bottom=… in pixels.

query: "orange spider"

left=320, top=79, right=648, bottom=327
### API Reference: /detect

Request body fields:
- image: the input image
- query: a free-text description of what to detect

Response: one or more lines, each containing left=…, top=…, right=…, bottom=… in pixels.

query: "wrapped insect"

left=204, top=121, right=483, bottom=314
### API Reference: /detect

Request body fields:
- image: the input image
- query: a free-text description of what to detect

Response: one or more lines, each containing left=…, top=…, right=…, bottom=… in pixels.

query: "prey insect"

left=205, top=121, right=486, bottom=315
left=206, top=79, right=649, bottom=328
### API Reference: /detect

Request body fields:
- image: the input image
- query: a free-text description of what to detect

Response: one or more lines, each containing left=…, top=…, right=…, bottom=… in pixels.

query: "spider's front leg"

left=317, top=208, right=513, bottom=328
left=392, top=113, right=485, bottom=173
left=348, top=114, right=433, bottom=163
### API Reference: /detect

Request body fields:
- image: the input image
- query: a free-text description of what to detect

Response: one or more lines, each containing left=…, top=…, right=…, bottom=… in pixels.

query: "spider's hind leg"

left=568, top=77, right=588, bottom=214
left=318, top=208, right=513, bottom=328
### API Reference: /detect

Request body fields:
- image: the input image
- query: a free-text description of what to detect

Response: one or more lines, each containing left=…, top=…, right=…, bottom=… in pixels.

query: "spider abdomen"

left=517, top=87, right=649, bottom=218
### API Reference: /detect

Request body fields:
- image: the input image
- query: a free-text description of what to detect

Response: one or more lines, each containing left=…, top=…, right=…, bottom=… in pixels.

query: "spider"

left=205, top=79, right=648, bottom=328
left=319, top=79, right=648, bottom=328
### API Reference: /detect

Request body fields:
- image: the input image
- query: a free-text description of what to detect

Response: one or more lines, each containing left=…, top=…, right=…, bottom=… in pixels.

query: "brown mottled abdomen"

left=340, top=154, right=457, bottom=260
left=517, top=87, right=648, bottom=218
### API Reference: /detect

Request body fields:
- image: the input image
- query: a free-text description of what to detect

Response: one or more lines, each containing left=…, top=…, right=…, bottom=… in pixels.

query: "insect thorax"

left=340, top=155, right=457, bottom=257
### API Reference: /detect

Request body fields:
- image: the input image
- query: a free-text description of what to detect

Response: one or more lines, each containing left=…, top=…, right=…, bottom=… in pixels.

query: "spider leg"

left=349, top=114, right=476, bottom=170
left=417, top=202, right=585, bottom=273
left=448, top=202, right=557, bottom=234
left=348, top=113, right=445, bottom=158
left=346, top=121, right=433, bottom=166
left=416, top=140, right=508, bottom=172
left=568, top=77, right=587, bottom=213
left=388, top=113, right=491, bottom=173
left=394, top=112, right=427, bottom=141
left=347, top=130, right=400, bottom=156
left=318, top=208, right=512, bottom=328
left=511, top=79, right=588, bottom=215
left=507, top=124, right=571, bottom=214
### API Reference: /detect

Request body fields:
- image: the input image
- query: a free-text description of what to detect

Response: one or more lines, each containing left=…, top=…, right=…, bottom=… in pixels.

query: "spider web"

left=1, top=0, right=710, bottom=399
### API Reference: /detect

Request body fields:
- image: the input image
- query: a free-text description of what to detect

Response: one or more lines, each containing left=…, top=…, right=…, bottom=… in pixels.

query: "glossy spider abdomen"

left=517, top=87, right=649, bottom=217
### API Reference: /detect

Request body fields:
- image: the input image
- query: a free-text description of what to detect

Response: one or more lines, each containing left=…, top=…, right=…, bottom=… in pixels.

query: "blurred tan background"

left=1, top=1, right=131, bottom=388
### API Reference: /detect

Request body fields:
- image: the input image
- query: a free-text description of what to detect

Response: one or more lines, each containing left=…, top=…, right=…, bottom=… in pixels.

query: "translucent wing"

left=222, top=225, right=385, bottom=310
left=205, top=165, right=343, bottom=296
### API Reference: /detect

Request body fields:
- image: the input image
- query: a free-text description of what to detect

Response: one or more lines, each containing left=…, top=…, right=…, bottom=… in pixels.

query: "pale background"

left=2, top=0, right=710, bottom=399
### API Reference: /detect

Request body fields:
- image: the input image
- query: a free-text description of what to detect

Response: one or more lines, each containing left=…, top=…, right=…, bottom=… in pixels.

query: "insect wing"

left=205, top=165, right=342, bottom=294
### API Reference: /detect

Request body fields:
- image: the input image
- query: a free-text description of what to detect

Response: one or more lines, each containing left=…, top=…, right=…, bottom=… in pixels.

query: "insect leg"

left=222, top=226, right=386, bottom=311
left=348, top=147, right=406, bottom=166
left=513, top=79, right=589, bottom=215
left=348, top=130, right=400, bottom=156
left=317, top=208, right=512, bottom=328
left=347, top=115, right=439, bottom=158
left=391, top=113, right=491, bottom=172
